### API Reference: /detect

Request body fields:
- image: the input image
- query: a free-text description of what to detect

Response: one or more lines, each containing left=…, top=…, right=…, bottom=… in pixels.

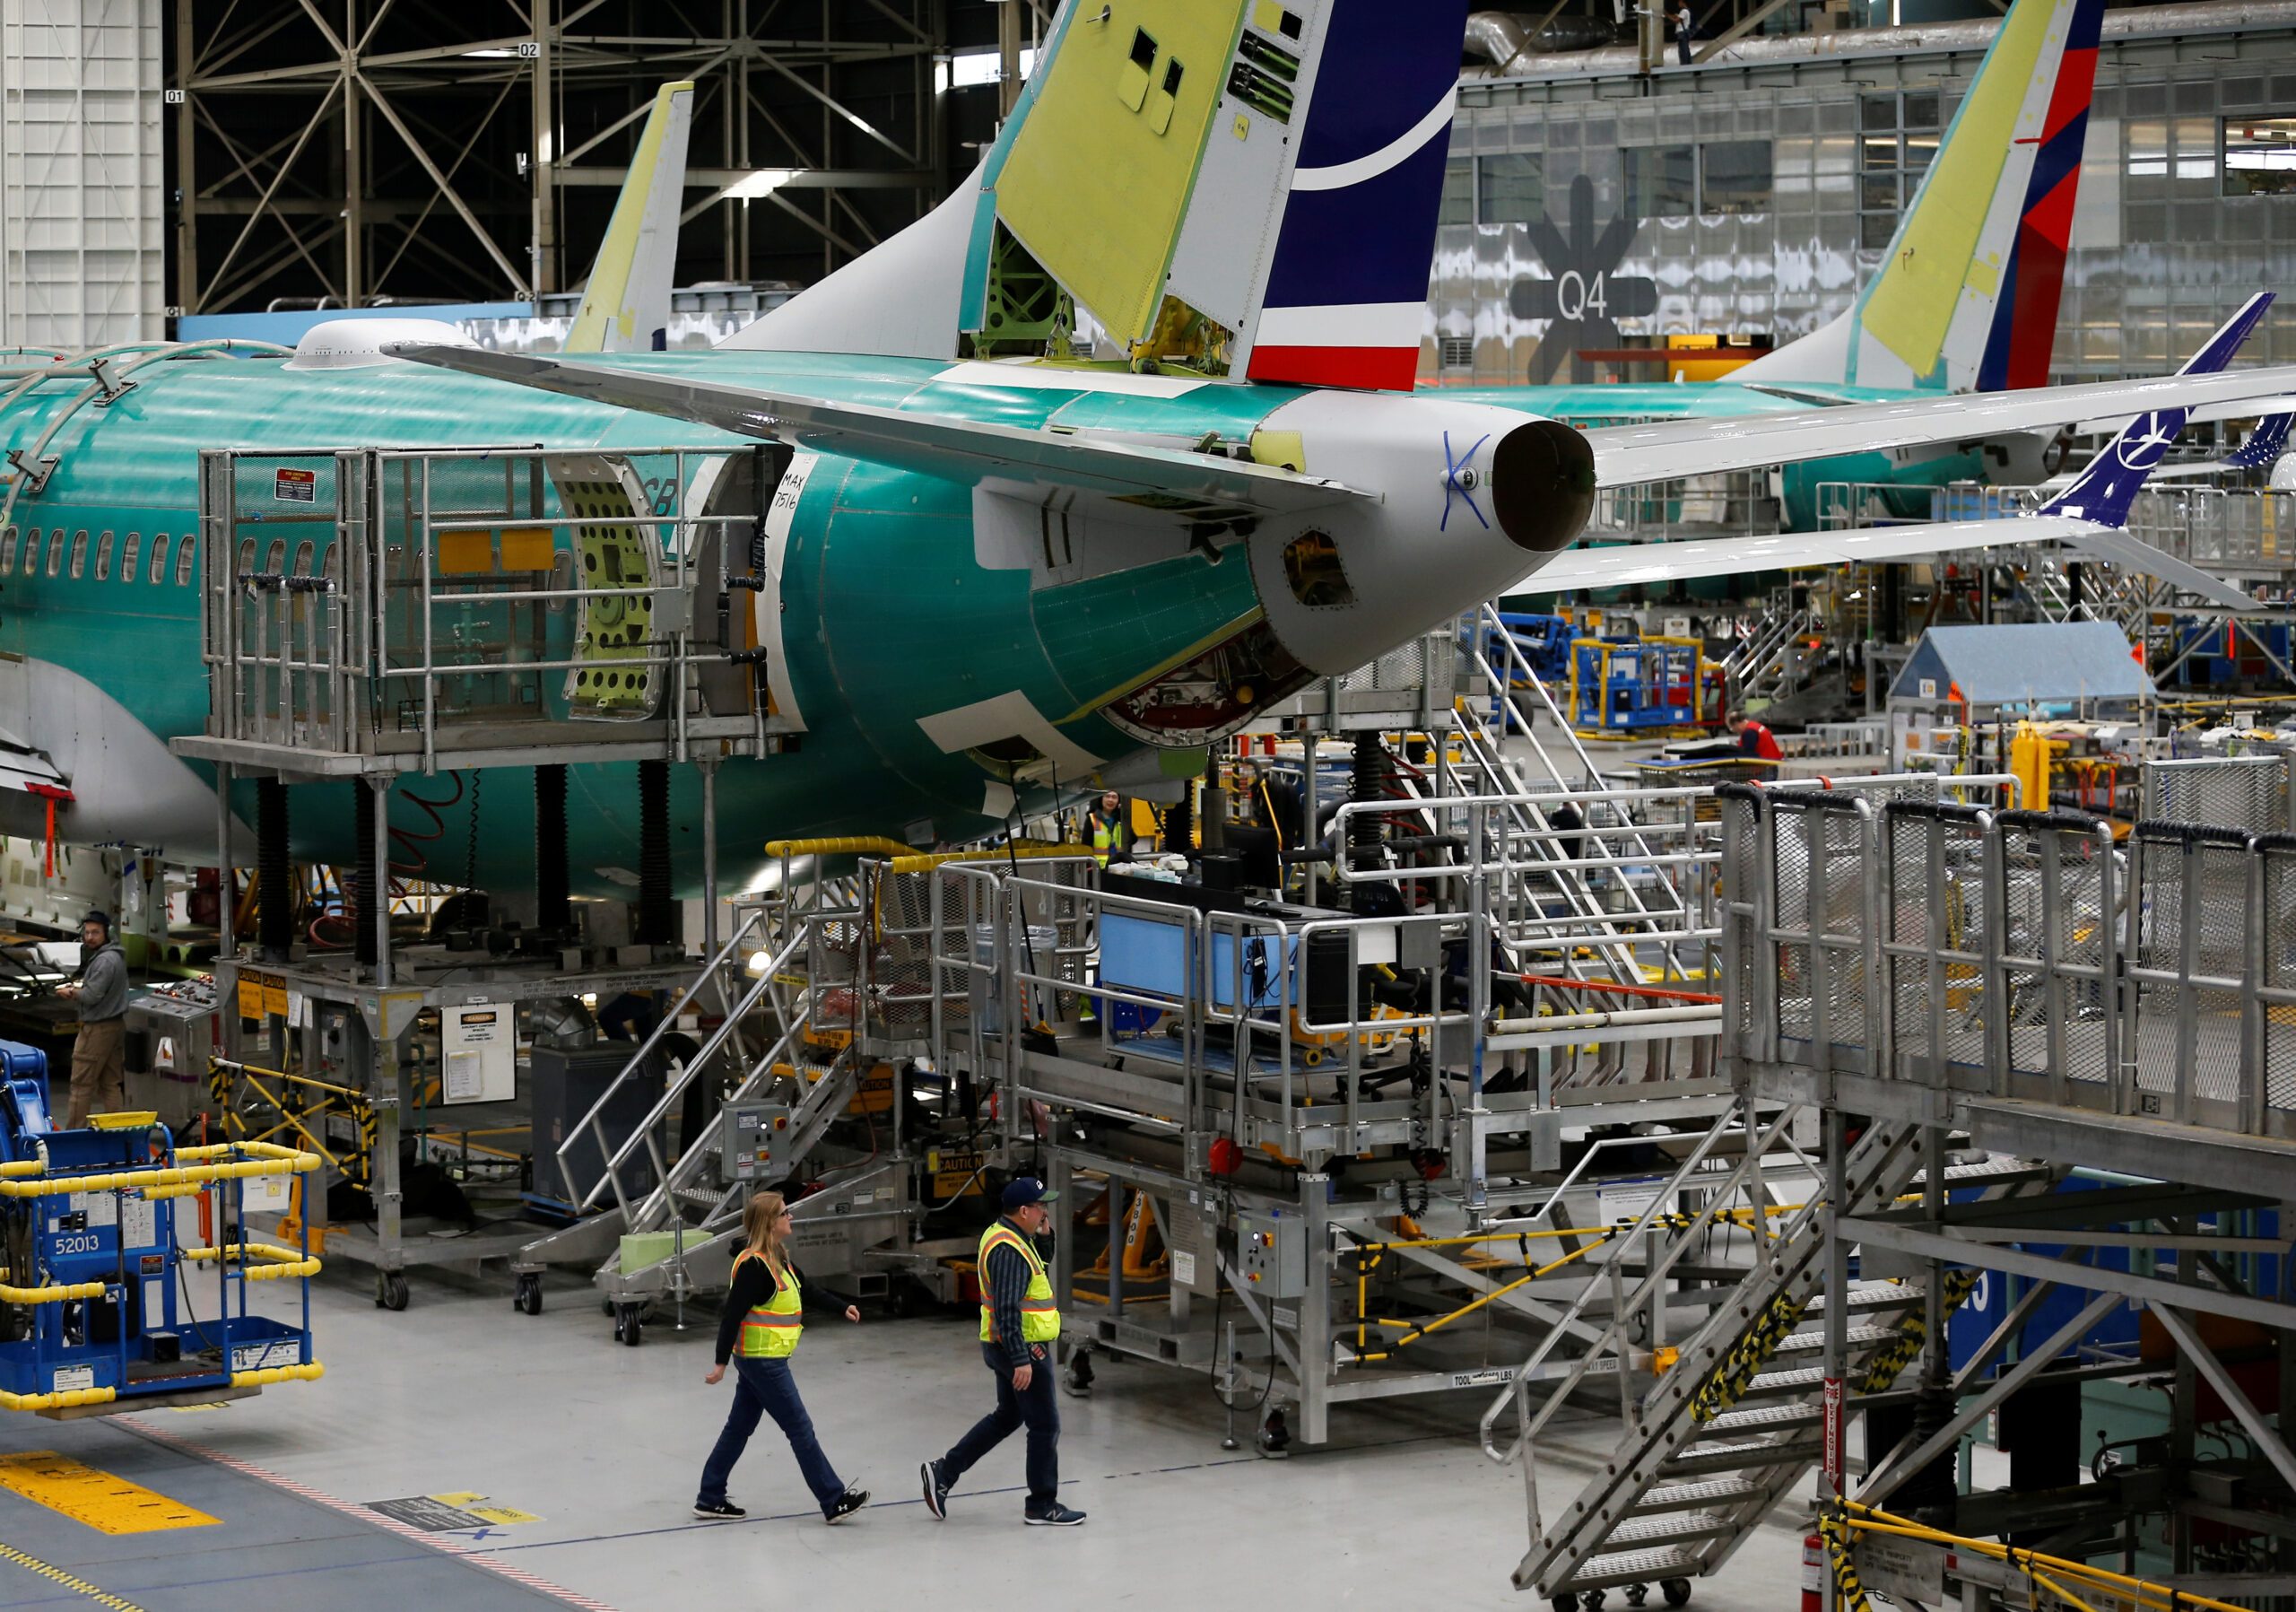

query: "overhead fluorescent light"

left=940, top=48, right=1036, bottom=92
left=722, top=168, right=797, bottom=201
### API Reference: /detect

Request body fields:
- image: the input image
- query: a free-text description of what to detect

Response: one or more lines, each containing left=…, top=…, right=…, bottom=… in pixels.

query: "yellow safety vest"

left=977, top=1222, right=1060, bottom=1346
left=734, top=1250, right=804, bottom=1358
left=1088, top=813, right=1121, bottom=867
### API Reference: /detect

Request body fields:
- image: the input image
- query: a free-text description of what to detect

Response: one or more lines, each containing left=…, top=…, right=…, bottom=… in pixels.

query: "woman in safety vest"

left=695, top=1190, right=869, bottom=1523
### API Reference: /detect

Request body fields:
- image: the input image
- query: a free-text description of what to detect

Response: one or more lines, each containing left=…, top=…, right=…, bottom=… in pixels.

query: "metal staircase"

left=513, top=894, right=870, bottom=1300
left=1718, top=600, right=1813, bottom=707
left=1482, top=1119, right=1957, bottom=1605
left=1454, top=606, right=1704, bottom=990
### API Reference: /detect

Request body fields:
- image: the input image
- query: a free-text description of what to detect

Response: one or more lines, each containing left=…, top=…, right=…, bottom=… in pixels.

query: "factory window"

left=236, top=536, right=255, bottom=580
left=21, top=530, right=39, bottom=577
left=148, top=534, right=169, bottom=584
left=1440, top=156, right=1474, bottom=226
left=1478, top=153, right=1544, bottom=224
left=2224, top=117, right=2296, bottom=196
left=1700, top=141, right=1772, bottom=215
left=175, top=536, right=196, bottom=588
left=292, top=540, right=314, bottom=576
left=66, top=530, right=86, bottom=579
left=118, top=532, right=140, bottom=583
left=48, top=530, right=65, bottom=577
left=93, top=531, right=112, bottom=581
left=264, top=538, right=286, bottom=575
left=0, top=527, right=14, bottom=576
left=1626, top=144, right=1696, bottom=219
left=1859, top=91, right=1940, bottom=248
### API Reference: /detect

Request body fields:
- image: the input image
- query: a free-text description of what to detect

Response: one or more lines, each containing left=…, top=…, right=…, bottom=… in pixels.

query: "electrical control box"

left=718, top=1101, right=792, bottom=1184
left=1236, top=1208, right=1308, bottom=1298
left=440, top=1002, right=516, bottom=1104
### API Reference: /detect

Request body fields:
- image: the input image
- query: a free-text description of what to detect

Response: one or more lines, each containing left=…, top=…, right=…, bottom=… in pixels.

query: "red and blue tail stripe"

left=1975, top=0, right=2103, bottom=392
left=1245, top=0, right=1470, bottom=391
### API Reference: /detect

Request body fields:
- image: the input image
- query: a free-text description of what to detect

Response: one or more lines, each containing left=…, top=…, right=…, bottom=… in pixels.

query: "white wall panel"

left=0, top=0, right=163, bottom=353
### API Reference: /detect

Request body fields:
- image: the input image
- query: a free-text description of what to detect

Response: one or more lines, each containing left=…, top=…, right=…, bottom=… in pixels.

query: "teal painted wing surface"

left=387, top=345, right=1370, bottom=516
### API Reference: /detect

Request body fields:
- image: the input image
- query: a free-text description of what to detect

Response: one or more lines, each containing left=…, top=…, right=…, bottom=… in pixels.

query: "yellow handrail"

left=182, top=1243, right=322, bottom=1281
left=884, top=842, right=1083, bottom=875
left=0, top=1385, right=115, bottom=1412
left=0, top=1144, right=323, bottom=1200
left=0, top=1277, right=107, bottom=1304
left=764, top=836, right=911, bottom=858
left=230, top=1362, right=324, bottom=1389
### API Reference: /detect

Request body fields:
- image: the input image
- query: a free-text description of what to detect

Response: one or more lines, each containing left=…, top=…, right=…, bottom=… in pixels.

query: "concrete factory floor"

left=0, top=1266, right=1812, bottom=1610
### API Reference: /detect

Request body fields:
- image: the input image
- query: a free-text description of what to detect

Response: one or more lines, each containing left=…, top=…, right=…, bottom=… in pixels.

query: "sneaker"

left=919, top=1460, right=949, bottom=1521
left=1024, top=1503, right=1087, bottom=1527
left=691, top=1499, right=746, bottom=1521
left=824, top=1487, right=868, bottom=1524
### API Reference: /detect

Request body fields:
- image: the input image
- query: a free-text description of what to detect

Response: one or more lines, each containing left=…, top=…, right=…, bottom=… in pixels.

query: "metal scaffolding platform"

left=1477, top=781, right=2296, bottom=1609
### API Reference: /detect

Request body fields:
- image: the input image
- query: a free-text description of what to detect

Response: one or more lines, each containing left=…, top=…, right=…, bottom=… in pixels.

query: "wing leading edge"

left=1581, top=363, right=2296, bottom=490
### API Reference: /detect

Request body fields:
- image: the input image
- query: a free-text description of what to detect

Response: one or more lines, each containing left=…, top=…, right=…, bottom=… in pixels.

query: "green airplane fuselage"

left=0, top=350, right=1306, bottom=895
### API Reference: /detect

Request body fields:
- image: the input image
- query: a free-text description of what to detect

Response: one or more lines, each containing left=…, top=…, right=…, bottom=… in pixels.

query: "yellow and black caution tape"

left=0, top=1540, right=144, bottom=1609
left=1819, top=1511, right=1873, bottom=1612
left=1839, top=1498, right=2254, bottom=1612
left=1692, top=1288, right=1808, bottom=1422
left=1858, top=1268, right=1982, bottom=1394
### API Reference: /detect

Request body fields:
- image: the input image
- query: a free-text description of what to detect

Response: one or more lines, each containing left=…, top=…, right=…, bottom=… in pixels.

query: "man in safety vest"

left=919, top=1177, right=1086, bottom=1527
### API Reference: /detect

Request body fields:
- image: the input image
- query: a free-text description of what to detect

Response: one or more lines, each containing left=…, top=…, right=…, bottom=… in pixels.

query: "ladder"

left=1484, top=1120, right=2013, bottom=1602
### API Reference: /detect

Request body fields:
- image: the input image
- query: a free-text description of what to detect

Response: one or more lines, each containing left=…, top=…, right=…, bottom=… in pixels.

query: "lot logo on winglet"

left=2042, top=290, right=2274, bottom=527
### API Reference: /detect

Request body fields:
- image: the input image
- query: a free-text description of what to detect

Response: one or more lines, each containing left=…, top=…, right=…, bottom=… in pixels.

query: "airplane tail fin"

left=724, top=2, right=1472, bottom=387
left=1733, top=0, right=2101, bottom=392
left=991, top=0, right=1470, bottom=388
left=563, top=82, right=695, bottom=354
left=2041, top=292, right=2274, bottom=528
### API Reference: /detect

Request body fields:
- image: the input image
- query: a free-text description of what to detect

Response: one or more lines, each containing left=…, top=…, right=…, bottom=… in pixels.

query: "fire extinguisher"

left=1803, top=1531, right=1824, bottom=1611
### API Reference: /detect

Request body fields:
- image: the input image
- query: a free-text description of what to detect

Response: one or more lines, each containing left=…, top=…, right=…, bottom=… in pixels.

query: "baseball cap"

left=1001, top=1177, right=1060, bottom=1211
left=81, top=911, right=111, bottom=933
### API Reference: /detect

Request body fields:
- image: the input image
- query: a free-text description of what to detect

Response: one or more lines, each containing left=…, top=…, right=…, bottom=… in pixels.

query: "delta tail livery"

left=2, top=1, right=2287, bottom=896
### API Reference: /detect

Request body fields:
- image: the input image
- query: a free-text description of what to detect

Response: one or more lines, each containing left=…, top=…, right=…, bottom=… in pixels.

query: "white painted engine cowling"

left=1246, top=393, right=1594, bottom=676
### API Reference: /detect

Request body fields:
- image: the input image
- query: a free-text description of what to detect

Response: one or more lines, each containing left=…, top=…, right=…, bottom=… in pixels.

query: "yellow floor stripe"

left=0, top=1538, right=145, bottom=1609
left=0, top=1451, right=218, bottom=1535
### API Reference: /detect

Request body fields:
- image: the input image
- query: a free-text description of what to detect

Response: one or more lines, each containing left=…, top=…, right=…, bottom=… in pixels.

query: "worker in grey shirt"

left=57, top=911, right=126, bottom=1128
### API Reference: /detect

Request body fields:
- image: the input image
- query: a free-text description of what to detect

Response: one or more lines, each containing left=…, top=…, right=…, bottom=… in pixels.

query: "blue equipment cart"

left=0, top=1041, right=324, bottom=1416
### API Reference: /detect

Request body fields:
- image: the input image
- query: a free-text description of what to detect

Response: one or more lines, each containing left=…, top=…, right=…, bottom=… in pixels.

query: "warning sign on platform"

left=274, top=467, right=317, bottom=503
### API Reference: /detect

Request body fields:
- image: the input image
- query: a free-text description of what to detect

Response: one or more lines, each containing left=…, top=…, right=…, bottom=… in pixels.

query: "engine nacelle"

left=1245, top=395, right=1595, bottom=676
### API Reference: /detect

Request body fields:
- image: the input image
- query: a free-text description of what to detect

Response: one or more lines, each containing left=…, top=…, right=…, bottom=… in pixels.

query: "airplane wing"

left=1582, top=365, right=2296, bottom=488
left=1517, top=516, right=2257, bottom=610
left=387, top=344, right=1372, bottom=517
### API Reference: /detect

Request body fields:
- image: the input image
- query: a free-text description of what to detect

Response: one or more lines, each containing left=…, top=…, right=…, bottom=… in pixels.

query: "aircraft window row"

left=0, top=525, right=199, bottom=587
left=0, top=525, right=335, bottom=588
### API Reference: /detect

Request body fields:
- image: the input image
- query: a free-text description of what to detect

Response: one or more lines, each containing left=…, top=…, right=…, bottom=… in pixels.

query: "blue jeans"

left=940, top=1341, right=1059, bottom=1509
left=698, top=1355, right=846, bottom=1514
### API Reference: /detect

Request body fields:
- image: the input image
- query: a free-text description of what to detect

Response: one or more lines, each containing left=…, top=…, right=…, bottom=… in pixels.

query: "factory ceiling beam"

left=175, top=0, right=948, bottom=313
left=358, top=72, right=535, bottom=297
